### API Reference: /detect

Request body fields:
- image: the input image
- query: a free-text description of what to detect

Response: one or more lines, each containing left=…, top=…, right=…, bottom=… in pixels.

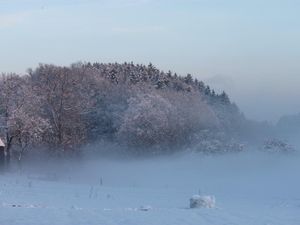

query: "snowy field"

left=0, top=150, right=300, bottom=225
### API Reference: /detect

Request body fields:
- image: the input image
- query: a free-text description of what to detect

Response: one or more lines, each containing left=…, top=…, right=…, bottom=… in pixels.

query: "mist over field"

left=0, top=145, right=299, bottom=225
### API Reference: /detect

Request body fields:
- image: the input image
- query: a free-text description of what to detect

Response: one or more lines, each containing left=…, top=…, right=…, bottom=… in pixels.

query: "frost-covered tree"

left=29, top=64, right=87, bottom=151
left=0, top=74, right=50, bottom=160
left=117, top=92, right=176, bottom=149
left=117, top=89, right=219, bottom=151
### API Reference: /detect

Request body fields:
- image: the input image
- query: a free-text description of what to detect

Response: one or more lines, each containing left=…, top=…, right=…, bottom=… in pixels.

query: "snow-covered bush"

left=193, top=131, right=245, bottom=153
left=263, top=138, right=294, bottom=153
left=190, top=195, right=216, bottom=208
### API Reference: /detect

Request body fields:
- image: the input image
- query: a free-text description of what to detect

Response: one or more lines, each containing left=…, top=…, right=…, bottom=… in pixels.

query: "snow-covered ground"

left=0, top=150, right=299, bottom=225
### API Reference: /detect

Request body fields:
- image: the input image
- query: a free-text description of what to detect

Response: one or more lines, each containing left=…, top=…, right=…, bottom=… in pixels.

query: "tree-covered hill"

left=0, top=62, right=246, bottom=158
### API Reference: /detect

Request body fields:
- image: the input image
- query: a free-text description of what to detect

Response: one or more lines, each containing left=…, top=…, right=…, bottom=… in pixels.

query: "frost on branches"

left=0, top=62, right=248, bottom=158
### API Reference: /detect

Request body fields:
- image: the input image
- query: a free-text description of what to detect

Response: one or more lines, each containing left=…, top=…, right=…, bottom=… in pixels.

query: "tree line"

left=0, top=62, right=245, bottom=160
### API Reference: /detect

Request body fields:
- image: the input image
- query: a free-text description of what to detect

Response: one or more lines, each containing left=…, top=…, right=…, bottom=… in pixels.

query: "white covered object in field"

left=190, top=195, right=215, bottom=208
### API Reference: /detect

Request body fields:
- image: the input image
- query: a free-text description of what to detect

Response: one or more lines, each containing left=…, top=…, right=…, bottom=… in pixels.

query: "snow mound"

left=190, top=195, right=216, bottom=209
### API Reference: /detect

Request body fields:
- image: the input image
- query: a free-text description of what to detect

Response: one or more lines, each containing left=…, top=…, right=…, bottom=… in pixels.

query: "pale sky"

left=1, top=0, right=299, bottom=122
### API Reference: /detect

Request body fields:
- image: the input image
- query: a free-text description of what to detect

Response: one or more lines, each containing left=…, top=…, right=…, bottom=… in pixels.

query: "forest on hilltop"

left=0, top=62, right=249, bottom=160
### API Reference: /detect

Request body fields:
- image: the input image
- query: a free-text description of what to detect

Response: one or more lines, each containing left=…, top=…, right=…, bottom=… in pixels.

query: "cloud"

left=0, top=12, right=29, bottom=28
left=111, top=25, right=165, bottom=34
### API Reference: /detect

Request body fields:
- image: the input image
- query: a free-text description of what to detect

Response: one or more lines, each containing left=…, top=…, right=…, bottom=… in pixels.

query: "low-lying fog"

left=21, top=149, right=300, bottom=196
left=1, top=145, right=300, bottom=225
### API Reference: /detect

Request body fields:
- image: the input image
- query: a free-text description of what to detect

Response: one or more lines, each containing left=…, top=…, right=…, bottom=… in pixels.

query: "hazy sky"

left=1, top=0, right=299, bottom=122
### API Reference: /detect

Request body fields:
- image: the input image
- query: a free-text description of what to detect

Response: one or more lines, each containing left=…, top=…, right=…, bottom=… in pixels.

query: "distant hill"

left=277, top=113, right=300, bottom=134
